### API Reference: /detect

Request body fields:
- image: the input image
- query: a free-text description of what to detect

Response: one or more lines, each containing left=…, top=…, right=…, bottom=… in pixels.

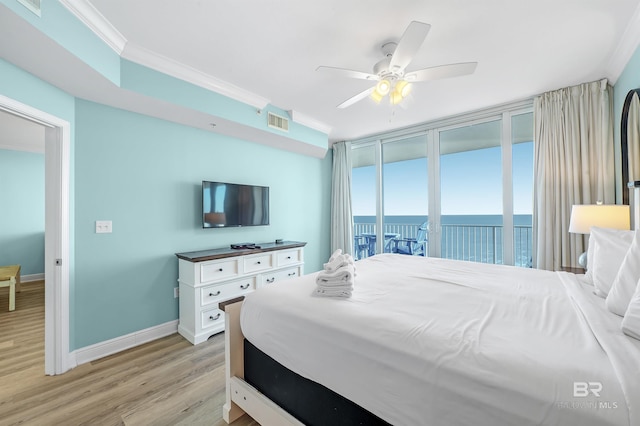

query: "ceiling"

left=3, top=0, right=640, bottom=149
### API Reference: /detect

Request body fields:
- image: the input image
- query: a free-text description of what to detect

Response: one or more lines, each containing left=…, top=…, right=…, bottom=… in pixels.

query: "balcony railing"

left=353, top=222, right=533, bottom=267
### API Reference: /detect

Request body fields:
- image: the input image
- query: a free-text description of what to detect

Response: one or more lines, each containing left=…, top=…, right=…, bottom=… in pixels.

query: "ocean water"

left=354, top=215, right=533, bottom=267
left=354, top=215, right=532, bottom=226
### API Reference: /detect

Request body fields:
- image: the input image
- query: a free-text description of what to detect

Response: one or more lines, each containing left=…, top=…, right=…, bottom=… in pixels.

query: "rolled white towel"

left=316, top=264, right=355, bottom=287
left=313, top=287, right=352, bottom=298
left=323, top=253, right=355, bottom=272
left=316, top=283, right=353, bottom=292
left=327, top=249, right=342, bottom=263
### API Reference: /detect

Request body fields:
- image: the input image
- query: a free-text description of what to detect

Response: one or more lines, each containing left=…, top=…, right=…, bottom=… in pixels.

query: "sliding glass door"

left=382, top=136, right=428, bottom=257
left=350, top=102, right=534, bottom=266
left=438, top=119, right=503, bottom=263
left=352, top=144, right=377, bottom=259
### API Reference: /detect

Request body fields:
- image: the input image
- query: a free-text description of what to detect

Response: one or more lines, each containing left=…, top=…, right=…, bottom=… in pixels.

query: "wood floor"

left=0, top=281, right=258, bottom=426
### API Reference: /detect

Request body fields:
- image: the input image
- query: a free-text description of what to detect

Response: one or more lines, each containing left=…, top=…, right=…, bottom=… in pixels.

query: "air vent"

left=17, top=0, right=41, bottom=16
left=267, top=112, right=289, bottom=132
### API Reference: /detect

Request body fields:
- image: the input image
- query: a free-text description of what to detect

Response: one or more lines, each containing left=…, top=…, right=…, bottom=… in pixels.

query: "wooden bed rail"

left=223, top=301, right=303, bottom=426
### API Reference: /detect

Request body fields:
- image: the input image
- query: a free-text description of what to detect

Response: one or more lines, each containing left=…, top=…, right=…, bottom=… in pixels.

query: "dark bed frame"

left=244, top=338, right=389, bottom=426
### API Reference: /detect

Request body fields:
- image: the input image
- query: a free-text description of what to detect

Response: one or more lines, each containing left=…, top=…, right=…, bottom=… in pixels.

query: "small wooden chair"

left=392, top=222, right=429, bottom=256
left=353, top=235, right=369, bottom=260
left=0, top=265, right=21, bottom=311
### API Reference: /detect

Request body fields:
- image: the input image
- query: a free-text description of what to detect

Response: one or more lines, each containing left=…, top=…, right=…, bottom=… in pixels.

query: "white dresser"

left=176, top=241, right=306, bottom=344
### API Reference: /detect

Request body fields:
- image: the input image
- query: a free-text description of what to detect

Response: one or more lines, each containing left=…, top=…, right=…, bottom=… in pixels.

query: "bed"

left=223, top=253, right=640, bottom=426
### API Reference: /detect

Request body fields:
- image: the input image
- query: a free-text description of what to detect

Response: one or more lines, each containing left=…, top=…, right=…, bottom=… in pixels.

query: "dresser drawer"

left=201, top=259, right=239, bottom=282
left=262, top=267, right=299, bottom=287
left=277, top=249, right=301, bottom=267
left=201, top=277, right=254, bottom=306
left=244, top=254, right=273, bottom=274
left=201, top=308, right=224, bottom=329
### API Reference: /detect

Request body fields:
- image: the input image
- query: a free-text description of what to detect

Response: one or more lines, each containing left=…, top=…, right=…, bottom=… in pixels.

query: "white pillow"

left=588, top=227, right=634, bottom=298
left=622, top=276, right=640, bottom=341
left=606, top=230, right=640, bottom=316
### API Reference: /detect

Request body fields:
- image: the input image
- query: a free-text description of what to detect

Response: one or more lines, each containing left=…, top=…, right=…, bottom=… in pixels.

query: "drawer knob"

left=218, top=268, right=223, bottom=272
left=266, top=278, right=275, bottom=283
left=240, top=283, right=250, bottom=290
left=209, top=290, right=221, bottom=297
left=288, top=272, right=296, bottom=276
left=209, top=313, right=221, bottom=321
left=256, top=261, right=261, bottom=264
left=287, top=256, right=292, bottom=259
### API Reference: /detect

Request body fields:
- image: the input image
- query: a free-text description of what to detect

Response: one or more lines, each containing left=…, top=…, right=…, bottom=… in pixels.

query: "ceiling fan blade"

left=404, top=62, right=478, bottom=82
left=337, top=86, right=375, bottom=109
left=388, top=21, right=431, bottom=73
left=316, top=66, right=378, bottom=81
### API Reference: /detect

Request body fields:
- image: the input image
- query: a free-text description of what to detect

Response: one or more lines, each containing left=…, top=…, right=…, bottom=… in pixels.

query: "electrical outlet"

left=95, top=220, right=113, bottom=233
left=174, top=287, right=179, bottom=298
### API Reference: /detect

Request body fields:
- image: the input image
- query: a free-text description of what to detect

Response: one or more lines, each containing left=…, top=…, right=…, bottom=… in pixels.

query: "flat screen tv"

left=202, top=181, right=270, bottom=228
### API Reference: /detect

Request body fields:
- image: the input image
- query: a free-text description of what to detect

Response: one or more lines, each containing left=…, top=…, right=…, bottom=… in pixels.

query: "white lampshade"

left=568, top=204, right=630, bottom=234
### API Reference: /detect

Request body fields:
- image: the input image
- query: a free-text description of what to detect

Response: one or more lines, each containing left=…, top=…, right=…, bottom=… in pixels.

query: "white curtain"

left=330, top=141, right=354, bottom=255
left=533, top=79, right=614, bottom=270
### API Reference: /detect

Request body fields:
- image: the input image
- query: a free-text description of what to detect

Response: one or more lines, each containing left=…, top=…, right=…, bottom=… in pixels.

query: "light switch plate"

left=96, top=220, right=112, bottom=233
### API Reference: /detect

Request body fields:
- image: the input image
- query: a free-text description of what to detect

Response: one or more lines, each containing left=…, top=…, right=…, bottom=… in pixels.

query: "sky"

left=352, top=141, right=533, bottom=216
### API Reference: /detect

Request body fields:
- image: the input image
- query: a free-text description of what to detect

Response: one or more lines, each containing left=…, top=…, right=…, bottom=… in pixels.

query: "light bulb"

left=370, top=90, right=384, bottom=104
left=390, top=90, right=403, bottom=105
left=397, top=80, right=412, bottom=97
left=375, top=79, right=391, bottom=96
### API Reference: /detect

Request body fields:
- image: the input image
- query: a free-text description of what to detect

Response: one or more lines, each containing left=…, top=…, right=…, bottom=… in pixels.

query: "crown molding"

left=287, top=110, right=331, bottom=135
left=59, top=0, right=127, bottom=54
left=59, top=1, right=270, bottom=110
left=122, top=43, right=270, bottom=109
left=606, top=3, right=640, bottom=84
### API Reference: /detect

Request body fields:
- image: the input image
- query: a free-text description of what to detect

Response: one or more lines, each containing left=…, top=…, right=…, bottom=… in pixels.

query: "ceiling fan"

left=317, top=21, right=477, bottom=108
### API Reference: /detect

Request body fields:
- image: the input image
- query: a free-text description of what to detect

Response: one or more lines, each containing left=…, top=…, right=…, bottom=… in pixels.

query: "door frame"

left=0, top=94, right=74, bottom=375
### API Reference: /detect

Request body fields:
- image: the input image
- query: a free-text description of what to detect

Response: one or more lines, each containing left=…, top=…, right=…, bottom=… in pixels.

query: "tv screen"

left=202, top=181, right=269, bottom=228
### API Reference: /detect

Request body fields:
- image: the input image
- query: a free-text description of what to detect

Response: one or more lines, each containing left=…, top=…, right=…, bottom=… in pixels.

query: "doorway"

left=0, top=94, right=72, bottom=375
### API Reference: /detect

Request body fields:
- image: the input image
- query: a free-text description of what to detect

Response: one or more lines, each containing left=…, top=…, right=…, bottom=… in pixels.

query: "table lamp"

left=569, top=204, right=630, bottom=267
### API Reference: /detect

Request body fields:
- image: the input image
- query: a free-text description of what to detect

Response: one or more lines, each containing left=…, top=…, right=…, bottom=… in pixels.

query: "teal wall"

left=0, top=149, right=45, bottom=275
left=614, top=45, right=640, bottom=199
left=73, top=100, right=331, bottom=348
left=0, top=59, right=331, bottom=352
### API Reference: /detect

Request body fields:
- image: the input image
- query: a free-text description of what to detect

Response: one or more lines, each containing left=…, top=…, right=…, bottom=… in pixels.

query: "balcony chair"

left=353, top=235, right=369, bottom=260
left=392, top=222, right=428, bottom=256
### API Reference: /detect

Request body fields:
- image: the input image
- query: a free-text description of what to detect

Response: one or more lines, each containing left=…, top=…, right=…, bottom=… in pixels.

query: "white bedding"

left=240, top=254, right=640, bottom=426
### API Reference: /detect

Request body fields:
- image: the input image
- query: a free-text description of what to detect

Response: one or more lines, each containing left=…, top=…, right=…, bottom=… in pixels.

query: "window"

left=352, top=144, right=377, bottom=259
left=350, top=102, right=534, bottom=266
left=439, top=119, right=503, bottom=263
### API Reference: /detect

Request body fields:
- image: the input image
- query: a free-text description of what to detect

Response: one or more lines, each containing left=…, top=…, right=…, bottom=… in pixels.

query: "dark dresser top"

left=176, top=241, right=307, bottom=262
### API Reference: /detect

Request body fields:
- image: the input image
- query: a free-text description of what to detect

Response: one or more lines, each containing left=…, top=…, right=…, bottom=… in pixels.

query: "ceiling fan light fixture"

left=389, top=91, right=403, bottom=105
left=375, top=79, right=391, bottom=96
left=370, top=89, right=384, bottom=104
left=389, top=80, right=412, bottom=105
left=396, top=80, right=412, bottom=97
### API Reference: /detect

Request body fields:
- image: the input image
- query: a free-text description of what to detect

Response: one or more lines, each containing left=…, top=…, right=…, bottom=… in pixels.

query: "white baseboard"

left=22, top=273, right=45, bottom=283
left=74, top=320, right=179, bottom=366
